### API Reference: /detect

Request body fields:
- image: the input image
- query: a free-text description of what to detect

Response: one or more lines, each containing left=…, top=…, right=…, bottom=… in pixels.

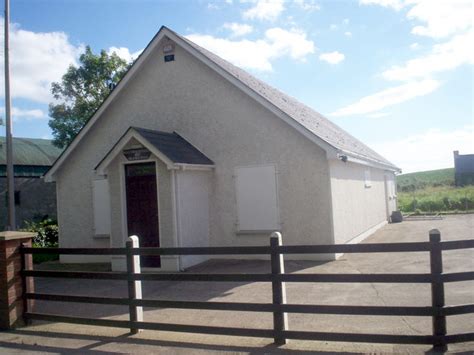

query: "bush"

left=24, top=218, right=59, bottom=247
left=22, top=218, right=59, bottom=264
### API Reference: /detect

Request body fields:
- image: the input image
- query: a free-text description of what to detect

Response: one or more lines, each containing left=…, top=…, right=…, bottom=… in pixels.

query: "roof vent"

left=163, top=44, right=174, bottom=54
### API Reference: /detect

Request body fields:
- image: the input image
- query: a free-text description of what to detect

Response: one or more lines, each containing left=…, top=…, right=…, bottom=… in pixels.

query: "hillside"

left=396, top=168, right=473, bottom=213
left=397, top=168, right=454, bottom=191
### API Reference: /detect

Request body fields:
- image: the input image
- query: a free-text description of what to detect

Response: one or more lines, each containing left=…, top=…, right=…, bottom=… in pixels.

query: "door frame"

left=119, top=157, right=162, bottom=265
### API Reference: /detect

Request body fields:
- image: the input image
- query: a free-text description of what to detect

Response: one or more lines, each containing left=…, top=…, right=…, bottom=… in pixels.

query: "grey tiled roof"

left=133, top=127, right=214, bottom=165
left=174, top=30, right=397, bottom=169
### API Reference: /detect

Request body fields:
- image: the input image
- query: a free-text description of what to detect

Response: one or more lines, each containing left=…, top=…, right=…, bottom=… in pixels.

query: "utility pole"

left=4, top=0, right=16, bottom=230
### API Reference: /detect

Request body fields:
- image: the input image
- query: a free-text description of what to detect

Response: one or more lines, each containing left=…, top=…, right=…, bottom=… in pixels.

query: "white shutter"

left=92, top=179, right=111, bottom=236
left=235, top=165, right=279, bottom=231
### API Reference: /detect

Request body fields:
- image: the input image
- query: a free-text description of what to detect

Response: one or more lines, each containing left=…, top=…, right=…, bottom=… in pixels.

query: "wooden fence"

left=21, top=229, right=474, bottom=351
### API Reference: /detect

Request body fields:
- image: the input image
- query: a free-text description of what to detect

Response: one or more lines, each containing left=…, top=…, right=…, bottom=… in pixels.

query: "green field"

left=397, top=168, right=474, bottom=213
left=397, top=168, right=454, bottom=191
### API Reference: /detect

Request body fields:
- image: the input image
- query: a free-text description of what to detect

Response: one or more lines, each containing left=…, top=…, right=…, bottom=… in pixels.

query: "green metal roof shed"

left=0, top=137, right=63, bottom=177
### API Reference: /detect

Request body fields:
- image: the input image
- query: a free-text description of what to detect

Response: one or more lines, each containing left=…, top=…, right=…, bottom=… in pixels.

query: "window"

left=234, top=164, right=280, bottom=232
left=364, top=169, right=372, bottom=188
left=92, top=179, right=111, bottom=236
left=4, top=191, right=21, bottom=206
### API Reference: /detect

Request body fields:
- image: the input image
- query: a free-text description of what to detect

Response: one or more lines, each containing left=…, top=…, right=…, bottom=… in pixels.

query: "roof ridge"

left=131, top=126, right=176, bottom=136
left=0, top=136, right=54, bottom=142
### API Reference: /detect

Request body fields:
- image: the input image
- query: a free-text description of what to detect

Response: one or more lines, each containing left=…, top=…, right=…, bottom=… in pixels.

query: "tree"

left=48, top=46, right=131, bottom=148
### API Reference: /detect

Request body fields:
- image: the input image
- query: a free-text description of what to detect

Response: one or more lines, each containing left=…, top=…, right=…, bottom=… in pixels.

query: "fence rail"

left=21, top=230, right=474, bottom=351
left=21, top=238, right=474, bottom=255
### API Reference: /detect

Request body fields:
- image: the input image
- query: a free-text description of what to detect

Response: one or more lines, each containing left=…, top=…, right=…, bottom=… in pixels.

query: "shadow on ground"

left=2, top=328, right=351, bottom=354
left=31, top=259, right=330, bottom=320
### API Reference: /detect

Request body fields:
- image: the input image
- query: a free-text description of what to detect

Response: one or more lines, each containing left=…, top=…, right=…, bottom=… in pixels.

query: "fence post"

left=0, top=231, right=35, bottom=329
left=270, top=232, right=288, bottom=345
left=429, top=229, right=447, bottom=352
left=126, top=235, right=143, bottom=334
left=20, top=243, right=33, bottom=325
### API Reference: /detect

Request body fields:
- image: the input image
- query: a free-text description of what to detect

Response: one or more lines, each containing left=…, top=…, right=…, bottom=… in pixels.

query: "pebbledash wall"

left=329, top=160, right=395, bottom=245
left=55, top=37, right=394, bottom=266
left=56, top=39, right=333, bottom=264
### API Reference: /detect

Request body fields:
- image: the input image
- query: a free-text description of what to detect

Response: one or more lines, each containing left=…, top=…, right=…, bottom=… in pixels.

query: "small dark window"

left=164, top=54, right=175, bottom=62
left=14, top=191, right=20, bottom=206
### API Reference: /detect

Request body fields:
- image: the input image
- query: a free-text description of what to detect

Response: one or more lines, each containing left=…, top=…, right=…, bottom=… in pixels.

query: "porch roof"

left=131, top=127, right=214, bottom=165
left=95, top=127, right=214, bottom=174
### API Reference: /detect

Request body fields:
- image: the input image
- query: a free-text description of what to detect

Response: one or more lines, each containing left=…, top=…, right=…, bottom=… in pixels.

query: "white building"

left=45, top=27, right=400, bottom=271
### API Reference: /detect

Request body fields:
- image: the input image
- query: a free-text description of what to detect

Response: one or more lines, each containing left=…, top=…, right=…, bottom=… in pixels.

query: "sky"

left=0, top=0, right=472, bottom=173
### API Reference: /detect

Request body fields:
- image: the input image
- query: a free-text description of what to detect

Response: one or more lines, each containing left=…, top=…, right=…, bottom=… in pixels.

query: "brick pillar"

left=0, top=231, right=35, bottom=330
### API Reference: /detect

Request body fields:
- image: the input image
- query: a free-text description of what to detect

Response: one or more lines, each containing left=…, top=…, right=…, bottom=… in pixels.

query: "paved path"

left=0, top=214, right=473, bottom=353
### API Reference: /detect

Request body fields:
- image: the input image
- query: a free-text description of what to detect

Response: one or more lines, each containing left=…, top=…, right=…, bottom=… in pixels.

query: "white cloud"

left=207, top=2, right=220, bottom=10
left=107, top=46, right=142, bottom=62
left=359, top=0, right=404, bottom=11
left=294, top=0, right=320, bottom=11
left=319, top=51, right=345, bottom=64
left=383, top=30, right=473, bottom=81
left=222, top=22, right=253, bottom=37
left=0, top=107, right=46, bottom=121
left=243, top=0, right=285, bottom=21
left=331, top=19, right=350, bottom=32
left=407, top=0, right=472, bottom=39
left=0, top=19, right=83, bottom=103
left=370, top=125, right=474, bottom=173
left=367, top=112, right=390, bottom=118
left=331, top=79, right=440, bottom=116
left=340, top=0, right=473, bottom=115
left=344, top=31, right=352, bottom=37
left=360, top=0, right=472, bottom=39
left=186, top=27, right=315, bottom=71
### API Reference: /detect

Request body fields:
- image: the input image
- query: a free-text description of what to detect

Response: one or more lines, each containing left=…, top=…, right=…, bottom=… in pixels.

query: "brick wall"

left=0, top=233, right=34, bottom=329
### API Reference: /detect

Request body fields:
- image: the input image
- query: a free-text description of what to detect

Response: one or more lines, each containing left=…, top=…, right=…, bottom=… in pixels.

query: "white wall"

left=176, top=170, right=211, bottom=269
left=329, top=159, right=388, bottom=245
left=55, top=37, right=334, bottom=262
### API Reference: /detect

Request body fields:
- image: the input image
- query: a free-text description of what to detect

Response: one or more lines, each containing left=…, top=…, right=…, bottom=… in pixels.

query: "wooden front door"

left=125, top=162, right=160, bottom=267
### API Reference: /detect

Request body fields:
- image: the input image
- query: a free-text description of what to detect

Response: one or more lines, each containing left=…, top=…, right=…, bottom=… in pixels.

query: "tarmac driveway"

left=0, top=214, right=473, bottom=354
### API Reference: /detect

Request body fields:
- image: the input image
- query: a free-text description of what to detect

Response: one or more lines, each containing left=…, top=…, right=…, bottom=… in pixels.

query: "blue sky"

left=0, top=0, right=472, bottom=172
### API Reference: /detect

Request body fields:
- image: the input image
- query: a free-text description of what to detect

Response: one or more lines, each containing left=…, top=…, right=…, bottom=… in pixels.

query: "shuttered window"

left=234, top=164, right=280, bottom=232
left=92, top=179, right=111, bottom=236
